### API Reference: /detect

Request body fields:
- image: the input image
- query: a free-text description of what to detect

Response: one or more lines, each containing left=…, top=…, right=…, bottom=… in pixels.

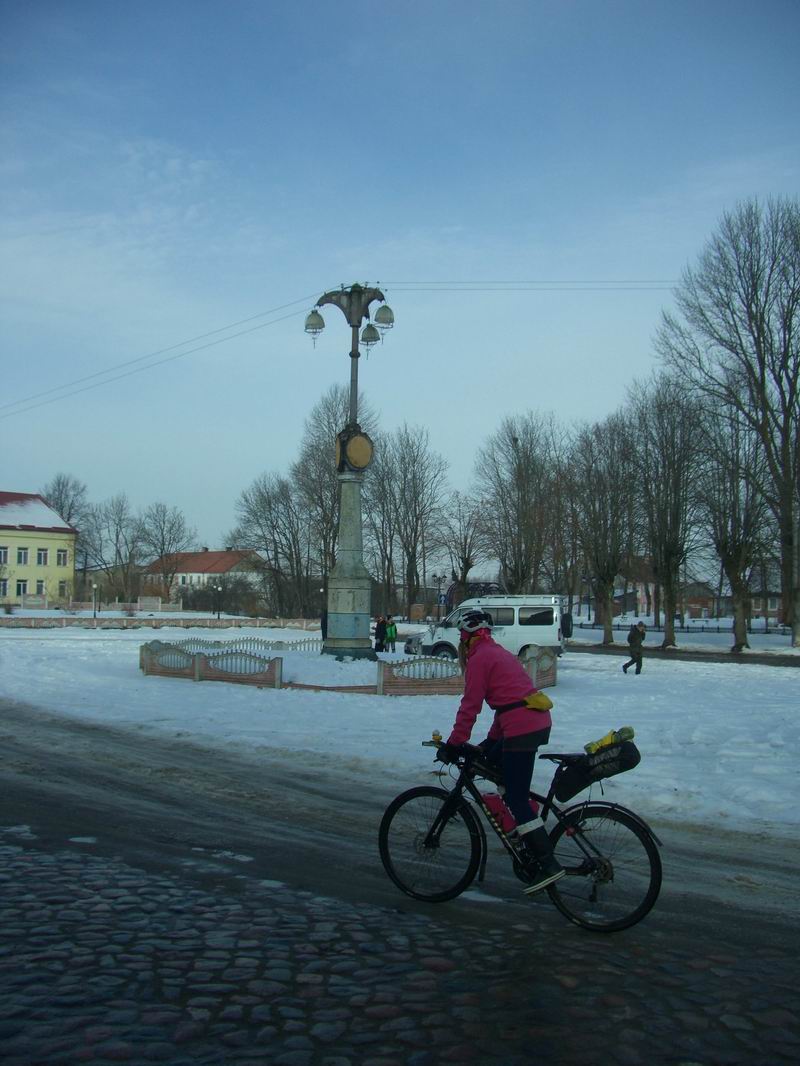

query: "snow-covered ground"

left=1, top=619, right=797, bottom=840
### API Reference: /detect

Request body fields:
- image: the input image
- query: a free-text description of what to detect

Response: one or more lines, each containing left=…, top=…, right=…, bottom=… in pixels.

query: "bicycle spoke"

left=379, top=787, right=482, bottom=903
left=547, top=805, right=662, bottom=932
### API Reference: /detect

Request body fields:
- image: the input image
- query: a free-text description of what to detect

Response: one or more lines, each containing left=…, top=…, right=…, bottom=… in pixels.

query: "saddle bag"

left=553, top=741, right=641, bottom=802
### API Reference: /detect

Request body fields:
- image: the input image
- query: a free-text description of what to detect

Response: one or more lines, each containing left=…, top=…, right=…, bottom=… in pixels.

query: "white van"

left=419, top=595, right=572, bottom=659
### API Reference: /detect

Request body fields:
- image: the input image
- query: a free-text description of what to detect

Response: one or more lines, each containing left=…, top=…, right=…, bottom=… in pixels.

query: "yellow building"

left=0, top=492, right=78, bottom=606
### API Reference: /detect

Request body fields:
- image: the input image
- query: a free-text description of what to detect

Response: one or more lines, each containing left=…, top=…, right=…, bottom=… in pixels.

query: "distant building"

left=144, top=547, right=263, bottom=598
left=0, top=491, right=78, bottom=605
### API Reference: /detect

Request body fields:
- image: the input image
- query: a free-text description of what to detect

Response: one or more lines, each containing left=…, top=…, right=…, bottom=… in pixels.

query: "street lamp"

left=92, top=582, right=98, bottom=620
left=305, top=283, right=395, bottom=659
left=215, top=585, right=222, bottom=621
left=431, top=573, right=445, bottom=621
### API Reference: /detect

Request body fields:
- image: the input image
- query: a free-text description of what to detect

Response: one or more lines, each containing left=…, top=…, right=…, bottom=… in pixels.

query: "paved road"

left=1, top=698, right=799, bottom=1065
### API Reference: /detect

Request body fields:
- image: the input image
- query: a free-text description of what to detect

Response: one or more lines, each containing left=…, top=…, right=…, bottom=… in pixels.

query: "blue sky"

left=1, top=0, right=798, bottom=546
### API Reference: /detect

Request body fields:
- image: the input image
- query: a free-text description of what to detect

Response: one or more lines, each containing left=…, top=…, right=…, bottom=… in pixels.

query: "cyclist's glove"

left=436, top=742, right=463, bottom=764
left=475, top=737, right=502, bottom=767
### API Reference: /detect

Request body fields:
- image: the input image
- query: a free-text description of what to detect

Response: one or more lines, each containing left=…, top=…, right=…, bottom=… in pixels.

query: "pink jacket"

left=447, top=631, right=552, bottom=746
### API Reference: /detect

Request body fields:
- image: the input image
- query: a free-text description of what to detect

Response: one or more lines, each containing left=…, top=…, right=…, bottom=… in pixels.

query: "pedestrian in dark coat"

left=623, top=621, right=646, bottom=674
left=374, top=616, right=387, bottom=652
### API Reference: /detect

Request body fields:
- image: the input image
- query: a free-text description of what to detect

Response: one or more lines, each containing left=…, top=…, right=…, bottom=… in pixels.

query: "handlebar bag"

left=554, top=741, right=641, bottom=802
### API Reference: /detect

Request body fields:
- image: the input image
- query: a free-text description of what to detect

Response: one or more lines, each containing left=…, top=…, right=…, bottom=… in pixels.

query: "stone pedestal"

left=323, top=470, right=376, bottom=659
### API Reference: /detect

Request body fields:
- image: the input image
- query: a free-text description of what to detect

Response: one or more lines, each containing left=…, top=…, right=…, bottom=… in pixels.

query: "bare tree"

left=83, top=494, right=145, bottom=602
left=385, top=425, right=448, bottom=613
left=697, top=404, right=772, bottom=651
left=540, top=422, right=581, bottom=599
left=572, top=412, right=637, bottom=644
left=436, top=490, right=485, bottom=603
left=629, top=375, right=704, bottom=648
left=362, top=435, right=400, bottom=614
left=232, top=473, right=311, bottom=616
left=41, top=473, right=91, bottom=595
left=475, top=413, right=555, bottom=593
left=657, top=197, right=800, bottom=644
left=291, top=384, right=377, bottom=582
left=40, top=473, right=89, bottom=527
left=139, top=503, right=197, bottom=596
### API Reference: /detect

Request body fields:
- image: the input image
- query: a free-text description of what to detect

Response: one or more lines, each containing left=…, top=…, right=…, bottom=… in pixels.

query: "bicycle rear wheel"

left=378, top=786, right=482, bottom=902
left=547, top=803, right=662, bottom=932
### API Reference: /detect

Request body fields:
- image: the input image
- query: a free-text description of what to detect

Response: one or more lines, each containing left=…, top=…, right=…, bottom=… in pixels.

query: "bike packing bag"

left=553, top=741, right=641, bottom=802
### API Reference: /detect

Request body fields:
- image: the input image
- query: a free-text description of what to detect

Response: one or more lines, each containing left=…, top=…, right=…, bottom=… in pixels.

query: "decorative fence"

left=171, top=636, right=323, bottom=656
left=377, top=657, right=464, bottom=696
left=139, top=641, right=282, bottom=688
left=522, top=645, right=558, bottom=689
left=139, top=638, right=556, bottom=697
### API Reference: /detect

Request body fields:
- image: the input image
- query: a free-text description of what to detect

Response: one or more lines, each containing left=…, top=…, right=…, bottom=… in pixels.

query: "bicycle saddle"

left=539, top=752, right=586, bottom=765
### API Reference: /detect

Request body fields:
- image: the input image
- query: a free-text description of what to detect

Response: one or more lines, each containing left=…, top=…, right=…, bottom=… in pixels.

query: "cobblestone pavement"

left=1, top=835, right=798, bottom=1066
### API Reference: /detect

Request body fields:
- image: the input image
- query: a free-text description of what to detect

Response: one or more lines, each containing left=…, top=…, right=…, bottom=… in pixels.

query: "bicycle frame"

left=428, top=753, right=661, bottom=887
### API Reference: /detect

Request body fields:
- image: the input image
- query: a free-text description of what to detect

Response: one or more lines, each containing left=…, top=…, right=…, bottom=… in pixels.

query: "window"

left=752, top=598, right=762, bottom=611
left=485, top=607, right=515, bottom=626
left=36, top=580, right=46, bottom=594
left=57, top=549, right=68, bottom=566
left=0, top=579, right=7, bottom=597
left=180, top=575, right=187, bottom=585
left=519, top=607, right=555, bottom=626
left=58, top=581, right=69, bottom=598
left=37, top=548, right=49, bottom=566
left=768, top=597, right=778, bottom=611
left=0, top=547, right=7, bottom=564
left=16, top=580, right=28, bottom=596
left=17, top=547, right=29, bottom=565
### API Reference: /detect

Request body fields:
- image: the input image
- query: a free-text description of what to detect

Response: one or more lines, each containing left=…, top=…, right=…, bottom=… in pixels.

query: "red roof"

left=146, top=550, right=260, bottom=575
left=0, top=491, right=77, bottom=534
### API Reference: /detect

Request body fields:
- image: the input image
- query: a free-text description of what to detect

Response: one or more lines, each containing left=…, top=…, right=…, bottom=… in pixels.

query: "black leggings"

left=483, top=727, right=551, bottom=827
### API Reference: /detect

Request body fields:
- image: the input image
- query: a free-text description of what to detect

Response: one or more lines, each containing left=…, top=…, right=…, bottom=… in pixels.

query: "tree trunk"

left=731, top=591, right=750, bottom=653
left=661, top=576, right=677, bottom=649
left=596, top=580, right=615, bottom=645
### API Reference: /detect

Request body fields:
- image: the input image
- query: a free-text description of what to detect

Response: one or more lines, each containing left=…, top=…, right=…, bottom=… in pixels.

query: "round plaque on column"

left=336, top=428, right=374, bottom=472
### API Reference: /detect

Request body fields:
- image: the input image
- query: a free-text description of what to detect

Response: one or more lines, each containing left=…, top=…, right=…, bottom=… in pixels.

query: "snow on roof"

left=0, top=492, right=77, bottom=533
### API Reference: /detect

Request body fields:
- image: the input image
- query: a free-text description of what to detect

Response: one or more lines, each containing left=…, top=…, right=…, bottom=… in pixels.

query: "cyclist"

left=437, top=609, right=565, bottom=894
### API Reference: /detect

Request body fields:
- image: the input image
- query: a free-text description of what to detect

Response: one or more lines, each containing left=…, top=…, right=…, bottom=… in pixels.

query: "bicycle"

left=378, top=735, right=663, bottom=933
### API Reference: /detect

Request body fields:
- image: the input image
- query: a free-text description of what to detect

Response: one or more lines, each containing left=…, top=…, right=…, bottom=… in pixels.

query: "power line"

left=0, top=292, right=320, bottom=415
left=383, top=279, right=678, bottom=286
left=383, top=281, right=676, bottom=292
left=1, top=277, right=676, bottom=420
left=0, top=306, right=310, bottom=421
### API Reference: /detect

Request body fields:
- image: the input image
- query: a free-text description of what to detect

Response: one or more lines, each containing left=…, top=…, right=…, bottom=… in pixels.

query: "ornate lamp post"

left=431, top=573, right=445, bottom=621
left=215, top=584, right=222, bottom=621
left=92, top=582, right=98, bottom=620
left=305, top=283, right=394, bottom=659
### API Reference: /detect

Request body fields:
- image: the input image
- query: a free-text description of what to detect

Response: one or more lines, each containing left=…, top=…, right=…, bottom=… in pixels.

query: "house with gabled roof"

left=144, top=546, right=264, bottom=598
left=0, top=491, right=78, bottom=605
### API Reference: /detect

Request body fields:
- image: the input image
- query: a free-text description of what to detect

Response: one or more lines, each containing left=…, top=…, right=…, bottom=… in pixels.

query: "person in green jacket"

left=385, top=615, right=398, bottom=652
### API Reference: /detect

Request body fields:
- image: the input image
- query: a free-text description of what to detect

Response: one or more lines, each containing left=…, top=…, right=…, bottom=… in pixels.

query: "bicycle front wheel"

left=547, top=804, right=662, bottom=932
left=378, top=786, right=482, bottom=902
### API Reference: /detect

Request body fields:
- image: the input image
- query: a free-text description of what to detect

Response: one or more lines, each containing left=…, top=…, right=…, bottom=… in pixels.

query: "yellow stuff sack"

left=525, top=691, right=553, bottom=712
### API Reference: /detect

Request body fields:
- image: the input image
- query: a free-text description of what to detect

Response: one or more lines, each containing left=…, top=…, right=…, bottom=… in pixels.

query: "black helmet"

left=459, top=609, right=492, bottom=635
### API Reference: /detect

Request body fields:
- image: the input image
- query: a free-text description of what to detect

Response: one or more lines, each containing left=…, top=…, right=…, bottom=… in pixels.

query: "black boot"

left=517, top=823, right=566, bottom=895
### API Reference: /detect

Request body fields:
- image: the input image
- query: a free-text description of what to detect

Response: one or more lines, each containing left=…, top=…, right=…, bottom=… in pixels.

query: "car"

left=420, top=595, right=572, bottom=659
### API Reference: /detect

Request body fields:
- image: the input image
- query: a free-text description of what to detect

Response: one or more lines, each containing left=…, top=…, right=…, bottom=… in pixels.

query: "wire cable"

left=1, top=277, right=676, bottom=420
left=0, top=307, right=310, bottom=421
left=0, top=292, right=321, bottom=415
